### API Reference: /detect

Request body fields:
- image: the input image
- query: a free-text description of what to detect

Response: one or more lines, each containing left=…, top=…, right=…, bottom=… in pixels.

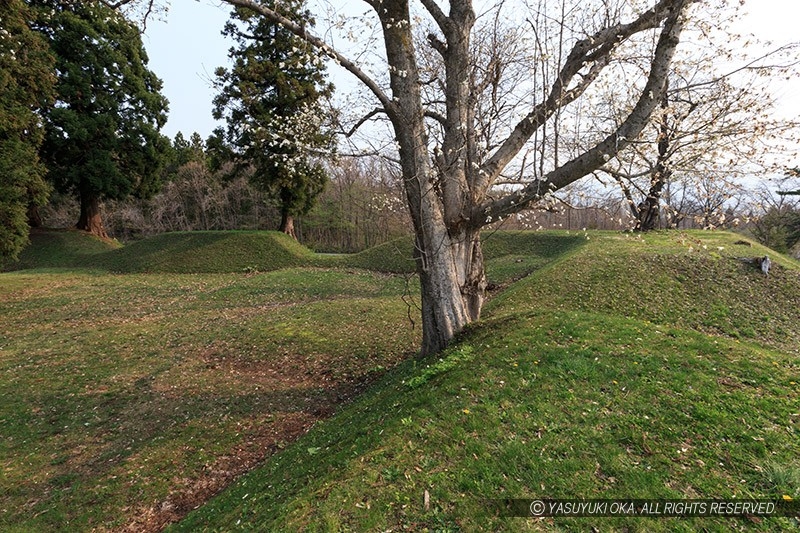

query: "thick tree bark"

left=414, top=226, right=486, bottom=355
left=636, top=182, right=665, bottom=231
left=221, top=0, right=693, bottom=355
left=280, top=211, right=297, bottom=240
left=27, top=205, right=43, bottom=228
left=77, top=192, right=109, bottom=239
left=636, top=82, right=672, bottom=231
left=378, top=0, right=485, bottom=355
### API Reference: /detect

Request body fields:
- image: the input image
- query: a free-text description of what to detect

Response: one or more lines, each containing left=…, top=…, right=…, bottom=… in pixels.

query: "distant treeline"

left=38, top=133, right=800, bottom=255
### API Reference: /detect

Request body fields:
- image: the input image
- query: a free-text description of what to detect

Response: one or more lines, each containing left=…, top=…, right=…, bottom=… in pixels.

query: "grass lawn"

left=0, top=267, right=419, bottom=531
left=2, top=229, right=799, bottom=531
left=173, top=231, right=800, bottom=532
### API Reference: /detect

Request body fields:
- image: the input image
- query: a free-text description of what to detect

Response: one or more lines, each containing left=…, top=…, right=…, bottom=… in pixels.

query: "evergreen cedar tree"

left=0, top=0, right=54, bottom=263
left=213, top=0, right=336, bottom=239
left=32, top=0, right=169, bottom=239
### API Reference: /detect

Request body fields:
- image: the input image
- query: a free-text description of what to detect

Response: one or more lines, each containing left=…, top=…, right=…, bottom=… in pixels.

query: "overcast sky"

left=142, top=0, right=800, bottom=141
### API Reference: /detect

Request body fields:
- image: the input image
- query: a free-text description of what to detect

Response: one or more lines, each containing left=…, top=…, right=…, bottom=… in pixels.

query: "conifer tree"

left=213, top=0, right=335, bottom=239
left=0, top=0, right=54, bottom=262
left=32, top=0, right=169, bottom=238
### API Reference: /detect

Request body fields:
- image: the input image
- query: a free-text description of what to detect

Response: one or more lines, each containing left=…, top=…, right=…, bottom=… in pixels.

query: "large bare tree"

left=215, top=0, right=695, bottom=355
left=593, top=24, right=800, bottom=232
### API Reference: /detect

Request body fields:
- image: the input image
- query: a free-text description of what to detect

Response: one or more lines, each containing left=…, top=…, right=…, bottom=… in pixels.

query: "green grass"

left=490, top=231, right=800, bottom=351
left=341, top=230, right=587, bottom=285
left=2, top=228, right=121, bottom=271
left=5, top=229, right=585, bottom=283
left=480, top=230, right=587, bottom=285
left=4, top=230, right=318, bottom=274
left=341, top=236, right=416, bottom=273
left=2, top=229, right=799, bottom=531
left=0, top=269, right=420, bottom=531
left=98, top=230, right=317, bottom=273
left=171, top=231, right=800, bottom=532
left=175, top=313, right=800, bottom=532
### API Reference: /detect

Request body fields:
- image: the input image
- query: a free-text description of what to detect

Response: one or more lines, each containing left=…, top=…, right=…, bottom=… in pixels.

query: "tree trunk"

left=415, top=227, right=486, bottom=356
left=220, top=0, right=690, bottom=358
left=27, top=204, right=43, bottom=228
left=280, top=211, right=296, bottom=239
left=636, top=82, right=671, bottom=232
left=77, top=192, right=109, bottom=239
left=636, top=191, right=662, bottom=231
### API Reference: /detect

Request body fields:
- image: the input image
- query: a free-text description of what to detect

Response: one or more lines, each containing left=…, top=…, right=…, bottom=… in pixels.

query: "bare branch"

left=98, top=0, right=142, bottom=8
left=476, top=0, right=694, bottom=225
left=427, top=33, right=448, bottom=56
left=479, top=0, right=682, bottom=189
left=425, top=110, right=447, bottom=126
left=680, top=44, right=800, bottom=92
left=345, top=108, right=385, bottom=138
left=419, top=0, right=451, bottom=35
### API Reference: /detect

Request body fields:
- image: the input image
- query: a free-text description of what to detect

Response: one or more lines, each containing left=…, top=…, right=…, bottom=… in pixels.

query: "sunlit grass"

left=3, top=229, right=799, bottom=531
left=0, top=269, right=419, bottom=531
left=173, top=231, right=800, bottom=532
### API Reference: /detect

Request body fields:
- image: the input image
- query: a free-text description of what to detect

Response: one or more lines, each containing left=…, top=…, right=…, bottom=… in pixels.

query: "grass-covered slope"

left=0, top=268, right=421, bottom=532
left=341, top=237, right=416, bottom=273
left=8, top=228, right=584, bottom=279
left=173, top=231, right=800, bottom=532
left=490, top=231, right=800, bottom=351
left=100, top=231, right=315, bottom=273
left=2, top=228, right=120, bottom=271
left=343, top=231, right=587, bottom=284
left=5, top=230, right=317, bottom=273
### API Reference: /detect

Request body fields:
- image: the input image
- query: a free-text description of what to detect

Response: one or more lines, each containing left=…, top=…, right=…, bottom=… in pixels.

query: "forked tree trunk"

left=220, top=0, right=690, bottom=358
left=636, top=178, right=666, bottom=231
left=220, top=0, right=688, bottom=356
left=280, top=211, right=297, bottom=239
left=415, top=227, right=486, bottom=355
left=77, top=193, right=109, bottom=239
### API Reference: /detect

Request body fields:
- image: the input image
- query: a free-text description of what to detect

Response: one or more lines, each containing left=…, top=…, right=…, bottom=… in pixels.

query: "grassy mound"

left=481, top=230, right=587, bottom=285
left=99, top=231, right=315, bottom=273
left=173, top=231, right=800, bottom=532
left=342, top=237, right=416, bottom=273
left=2, top=228, right=120, bottom=271
left=343, top=231, right=587, bottom=285
left=490, top=231, right=800, bottom=351
left=9, top=229, right=585, bottom=280
left=6, top=230, right=317, bottom=273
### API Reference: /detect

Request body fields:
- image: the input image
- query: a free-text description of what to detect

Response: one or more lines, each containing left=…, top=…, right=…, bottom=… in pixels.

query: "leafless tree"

left=215, top=0, right=695, bottom=355
left=590, top=6, right=800, bottom=232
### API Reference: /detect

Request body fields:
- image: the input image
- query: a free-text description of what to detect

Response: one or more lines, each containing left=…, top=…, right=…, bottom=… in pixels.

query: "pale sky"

left=143, top=0, right=800, bottom=141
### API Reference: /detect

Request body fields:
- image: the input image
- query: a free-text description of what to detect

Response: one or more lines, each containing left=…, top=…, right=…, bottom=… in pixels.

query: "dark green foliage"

left=756, top=168, right=800, bottom=252
left=31, top=0, right=169, bottom=235
left=163, top=132, right=208, bottom=178
left=204, top=129, right=235, bottom=174
left=0, top=0, right=55, bottom=263
left=213, top=0, right=336, bottom=233
left=751, top=207, right=800, bottom=254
